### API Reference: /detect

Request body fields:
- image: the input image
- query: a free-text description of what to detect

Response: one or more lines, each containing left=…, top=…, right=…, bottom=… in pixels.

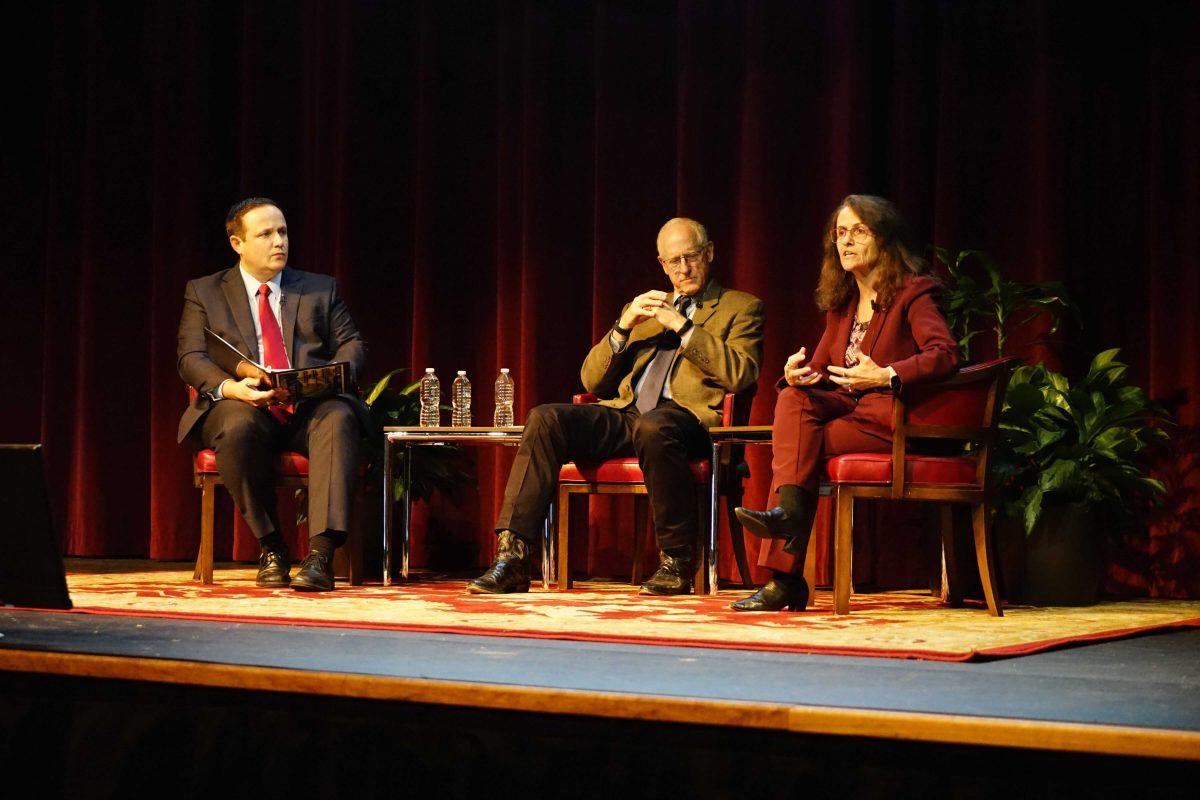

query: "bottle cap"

left=425, top=367, right=434, bottom=373
left=500, top=368, right=510, bottom=374
left=457, top=370, right=466, bottom=375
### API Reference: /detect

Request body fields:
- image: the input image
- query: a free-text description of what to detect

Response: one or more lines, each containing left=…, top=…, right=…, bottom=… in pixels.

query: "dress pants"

left=199, top=397, right=360, bottom=542
left=494, top=400, right=710, bottom=551
left=758, top=385, right=892, bottom=573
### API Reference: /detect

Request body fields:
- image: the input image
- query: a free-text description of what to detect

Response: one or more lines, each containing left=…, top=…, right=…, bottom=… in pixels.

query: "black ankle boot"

left=467, top=531, right=531, bottom=594
left=735, top=485, right=817, bottom=554
left=730, top=573, right=808, bottom=612
left=640, top=550, right=693, bottom=596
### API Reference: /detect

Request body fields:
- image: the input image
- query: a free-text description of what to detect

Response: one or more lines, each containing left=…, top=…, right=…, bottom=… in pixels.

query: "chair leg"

left=939, top=504, right=963, bottom=607
left=346, top=522, right=363, bottom=586
left=724, top=488, right=754, bottom=589
left=194, top=477, right=216, bottom=585
left=833, top=487, right=854, bottom=615
left=631, top=495, right=648, bottom=586
left=556, top=488, right=572, bottom=590
left=802, top=529, right=817, bottom=611
left=972, top=503, right=1004, bottom=617
left=694, top=491, right=709, bottom=595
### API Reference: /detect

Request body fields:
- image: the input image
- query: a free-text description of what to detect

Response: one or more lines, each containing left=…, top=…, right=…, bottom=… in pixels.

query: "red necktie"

left=257, top=284, right=293, bottom=423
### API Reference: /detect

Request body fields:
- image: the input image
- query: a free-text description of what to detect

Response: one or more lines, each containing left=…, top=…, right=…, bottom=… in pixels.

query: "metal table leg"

left=707, top=440, right=720, bottom=595
left=382, top=434, right=393, bottom=587
left=402, top=442, right=412, bottom=580
left=541, top=504, right=555, bottom=590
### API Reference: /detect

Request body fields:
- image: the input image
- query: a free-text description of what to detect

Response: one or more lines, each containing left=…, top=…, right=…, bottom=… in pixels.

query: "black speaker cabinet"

left=0, top=444, right=72, bottom=609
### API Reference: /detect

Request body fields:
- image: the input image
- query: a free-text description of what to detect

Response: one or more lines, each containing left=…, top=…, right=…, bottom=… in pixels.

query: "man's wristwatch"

left=889, top=370, right=902, bottom=391
left=613, top=320, right=632, bottom=337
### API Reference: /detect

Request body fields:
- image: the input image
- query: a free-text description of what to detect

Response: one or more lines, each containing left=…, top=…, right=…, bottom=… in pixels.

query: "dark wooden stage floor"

left=2, top=563, right=1198, bottom=797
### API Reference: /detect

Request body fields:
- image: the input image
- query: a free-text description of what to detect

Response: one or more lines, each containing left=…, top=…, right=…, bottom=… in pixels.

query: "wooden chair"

left=188, top=389, right=362, bottom=586
left=809, top=358, right=1017, bottom=616
left=554, top=391, right=755, bottom=594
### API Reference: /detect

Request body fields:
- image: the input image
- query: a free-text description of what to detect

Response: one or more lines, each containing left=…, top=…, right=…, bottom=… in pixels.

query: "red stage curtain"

left=3, top=2, right=1197, bottom=591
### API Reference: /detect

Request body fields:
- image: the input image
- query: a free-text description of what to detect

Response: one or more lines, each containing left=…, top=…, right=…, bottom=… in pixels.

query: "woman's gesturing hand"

left=784, top=347, right=823, bottom=387
left=827, top=354, right=891, bottom=392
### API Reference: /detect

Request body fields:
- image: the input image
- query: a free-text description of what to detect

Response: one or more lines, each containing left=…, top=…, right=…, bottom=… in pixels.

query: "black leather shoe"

left=467, top=531, right=531, bottom=594
left=291, top=550, right=335, bottom=592
left=730, top=575, right=808, bottom=612
left=639, top=551, right=693, bottom=596
left=735, top=505, right=802, bottom=541
left=256, top=549, right=291, bottom=587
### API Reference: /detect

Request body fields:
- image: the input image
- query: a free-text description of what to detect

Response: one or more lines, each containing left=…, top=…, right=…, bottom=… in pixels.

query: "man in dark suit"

left=177, top=197, right=369, bottom=591
left=468, top=217, right=764, bottom=596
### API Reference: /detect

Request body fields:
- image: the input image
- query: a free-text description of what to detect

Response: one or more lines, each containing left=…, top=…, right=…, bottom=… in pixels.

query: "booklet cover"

left=203, top=327, right=349, bottom=400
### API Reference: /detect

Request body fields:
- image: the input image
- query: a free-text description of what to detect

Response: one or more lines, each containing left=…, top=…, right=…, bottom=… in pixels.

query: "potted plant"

left=932, top=246, right=1077, bottom=361
left=993, top=349, right=1170, bottom=605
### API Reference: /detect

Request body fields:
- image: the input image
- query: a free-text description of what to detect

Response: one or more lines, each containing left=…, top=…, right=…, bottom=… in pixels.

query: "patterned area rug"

left=58, top=564, right=1200, bottom=662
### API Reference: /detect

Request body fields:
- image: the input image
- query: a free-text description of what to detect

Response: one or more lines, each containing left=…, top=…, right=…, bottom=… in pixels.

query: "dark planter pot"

left=999, top=503, right=1104, bottom=607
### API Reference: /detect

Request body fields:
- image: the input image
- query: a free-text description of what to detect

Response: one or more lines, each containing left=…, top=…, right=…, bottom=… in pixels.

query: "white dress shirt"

left=212, top=266, right=290, bottom=400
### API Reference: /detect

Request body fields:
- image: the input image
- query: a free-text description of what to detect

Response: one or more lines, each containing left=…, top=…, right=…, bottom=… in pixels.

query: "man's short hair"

left=225, top=197, right=280, bottom=238
left=657, top=217, right=708, bottom=252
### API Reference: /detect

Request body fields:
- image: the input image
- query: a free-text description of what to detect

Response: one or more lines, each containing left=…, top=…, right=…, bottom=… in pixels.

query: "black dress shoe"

left=467, top=531, right=531, bottom=594
left=291, top=550, right=335, bottom=592
left=256, top=549, right=291, bottom=587
left=730, top=575, right=808, bottom=612
left=639, top=551, right=693, bottom=596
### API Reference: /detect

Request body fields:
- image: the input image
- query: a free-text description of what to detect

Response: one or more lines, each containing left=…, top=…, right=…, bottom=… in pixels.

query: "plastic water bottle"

left=451, top=371, right=472, bottom=427
left=419, top=368, right=440, bottom=427
left=494, top=368, right=514, bottom=427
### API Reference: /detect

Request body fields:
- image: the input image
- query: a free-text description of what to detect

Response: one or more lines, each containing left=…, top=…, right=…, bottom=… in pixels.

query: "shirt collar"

left=238, top=265, right=283, bottom=299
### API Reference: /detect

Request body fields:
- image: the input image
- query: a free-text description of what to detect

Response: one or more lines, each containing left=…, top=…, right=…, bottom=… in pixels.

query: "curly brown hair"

left=814, top=194, right=932, bottom=311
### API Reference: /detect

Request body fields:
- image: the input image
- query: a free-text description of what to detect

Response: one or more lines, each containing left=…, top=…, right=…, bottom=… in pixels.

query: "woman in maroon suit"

left=731, top=195, right=958, bottom=612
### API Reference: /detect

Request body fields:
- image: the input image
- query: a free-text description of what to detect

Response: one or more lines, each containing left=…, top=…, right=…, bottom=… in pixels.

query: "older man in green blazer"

left=469, top=218, right=764, bottom=596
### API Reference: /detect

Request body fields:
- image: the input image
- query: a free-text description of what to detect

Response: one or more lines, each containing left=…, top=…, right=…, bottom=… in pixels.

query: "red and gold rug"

left=56, top=563, right=1200, bottom=662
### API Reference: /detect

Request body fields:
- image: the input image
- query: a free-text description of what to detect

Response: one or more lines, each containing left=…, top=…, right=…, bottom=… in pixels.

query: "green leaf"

left=1039, top=459, right=1082, bottom=494
left=1004, top=382, right=1046, bottom=416
left=1022, top=487, right=1044, bottom=536
left=365, top=368, right=410, bottom=407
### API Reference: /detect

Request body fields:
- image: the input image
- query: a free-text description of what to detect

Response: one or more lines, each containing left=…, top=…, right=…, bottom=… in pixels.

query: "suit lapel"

left=279, top=268, right=300, bottom=364
left=221, top=268, right=260, bottom=363
left=689, top=281, right=722, bottom=328
left=832, top=305, right=854, bottom=367
left=861, top=298, right=890, bottom=359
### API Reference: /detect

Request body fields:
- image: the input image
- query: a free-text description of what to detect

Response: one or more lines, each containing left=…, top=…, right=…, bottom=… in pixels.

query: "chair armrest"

left=573, top=393, right=600, bottom=405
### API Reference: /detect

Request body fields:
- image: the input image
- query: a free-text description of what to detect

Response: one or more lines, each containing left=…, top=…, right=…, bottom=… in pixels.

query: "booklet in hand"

left=204, top=327, right=350, bottom=401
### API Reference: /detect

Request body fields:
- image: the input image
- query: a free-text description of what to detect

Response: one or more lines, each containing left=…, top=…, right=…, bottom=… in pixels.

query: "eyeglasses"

left=659, top=245, right=709, bottom=270
left=831, top=224, right=873, bottom=244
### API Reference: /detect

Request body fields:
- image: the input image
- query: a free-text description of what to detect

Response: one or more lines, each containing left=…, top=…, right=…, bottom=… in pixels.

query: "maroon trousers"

left=757, top=385, right=893, bottom=574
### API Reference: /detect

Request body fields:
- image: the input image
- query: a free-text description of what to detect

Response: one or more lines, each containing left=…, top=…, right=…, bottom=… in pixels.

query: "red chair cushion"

left=560, top=457, right=710, bottom=484
left=824, top=452, right=977, bottom=486
left=195, top=449, right=310, bottom=476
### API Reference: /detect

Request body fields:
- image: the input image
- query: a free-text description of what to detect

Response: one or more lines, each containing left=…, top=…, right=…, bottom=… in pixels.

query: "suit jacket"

left=176, top=266, right=370, bottom=442
left=804, top=275, right=958, bottom=394
left=579, top=281, right=764, bottom=428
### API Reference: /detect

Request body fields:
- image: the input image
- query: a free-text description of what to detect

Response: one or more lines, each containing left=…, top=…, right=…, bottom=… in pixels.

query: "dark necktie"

left=257, top=284, right=293, bottom=424
left=636, top=296, right=692, bottom=415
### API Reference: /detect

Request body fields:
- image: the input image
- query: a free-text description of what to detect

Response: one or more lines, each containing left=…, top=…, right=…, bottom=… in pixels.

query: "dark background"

left=2, top=2, right=1196, bottom=588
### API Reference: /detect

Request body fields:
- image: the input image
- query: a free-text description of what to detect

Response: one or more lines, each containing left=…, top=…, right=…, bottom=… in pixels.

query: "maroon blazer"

left=802, top=275, right=958, bottom=393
